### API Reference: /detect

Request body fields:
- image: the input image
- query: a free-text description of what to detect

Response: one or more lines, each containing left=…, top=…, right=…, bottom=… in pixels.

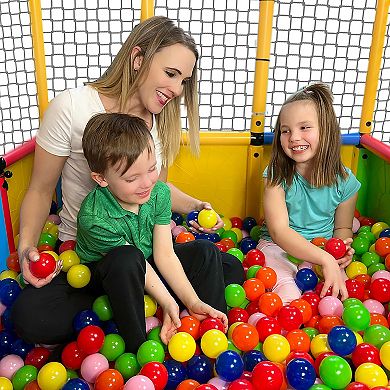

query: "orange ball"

left=290, top=298, right=313, bottom=324
left=305, top=314, right=321, bottom=329
left=255, top=267, right=277, bottom=289
left=370, top=313, right=389, bottom=328
left=177, top=316, right=201, bottom=340
left=286, top=329, right=311, bottom=352
left=311, top=237, right=327, bottom=247
left=176, top=379, right=200, bottom=390
left=94, top=369, right=124, bottom=390
left=354, top=274, right=371, bottom=289
left=375, top=237, right=390, bottom=257
left=318, top=315, right=343, bottom=334
left=220, top=238, right=236, bottom=250
left=243, top=278, right=266, bottom=301
left=385, top=253, right=390, bottom=271
left=6, top=251, right=20, bottom=273
left=258, top=292, right=283, bottom=317
left=232, top=323, right=260, bottom=351
left=176, top=231, right=195, bottom=244
left=24, top=381, right=41, bottom=390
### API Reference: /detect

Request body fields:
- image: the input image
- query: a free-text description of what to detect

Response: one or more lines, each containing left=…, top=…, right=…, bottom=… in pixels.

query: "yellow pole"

left=29, top=0, right=49, bottom=119
left=359, top=0, right=390, bottom=134
left=141, top=0, right=154, bottom=21
left=246, top=0, right=275, bottom=220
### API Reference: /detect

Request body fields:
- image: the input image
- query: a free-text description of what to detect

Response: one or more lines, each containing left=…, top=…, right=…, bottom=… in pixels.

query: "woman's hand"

left=187, top=299, right=228, bottom=333
left=159, top=300, right=181, bottom=345
left=336, top=238, right=354, bottom=269
left=189, top=202, right=224, bottom=233
left=320, top=255, right=348, bottom=300
left=19, top=246, right=62, bottom=288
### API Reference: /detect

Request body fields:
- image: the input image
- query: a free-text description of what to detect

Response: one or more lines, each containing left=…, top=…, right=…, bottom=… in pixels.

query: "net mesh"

left=0, top=0, right=389, bottom=156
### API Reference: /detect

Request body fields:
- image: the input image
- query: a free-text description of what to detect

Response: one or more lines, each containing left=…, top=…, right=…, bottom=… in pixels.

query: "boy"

left=76, top=113, right=228, bottom=352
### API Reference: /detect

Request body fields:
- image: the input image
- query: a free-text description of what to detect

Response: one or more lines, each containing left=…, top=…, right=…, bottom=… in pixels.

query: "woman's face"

left=136, top=43, right=196, bottom=114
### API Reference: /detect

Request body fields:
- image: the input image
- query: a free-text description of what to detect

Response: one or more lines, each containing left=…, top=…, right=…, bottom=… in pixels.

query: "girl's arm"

left=152, top=223, right=228, bottom=329
left=18, top=145, right=67, bottom=287
left=264, top=181, right=348, bottom=299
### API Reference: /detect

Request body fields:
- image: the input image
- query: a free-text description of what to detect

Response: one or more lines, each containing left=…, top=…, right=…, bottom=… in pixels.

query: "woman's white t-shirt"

left=36, top=85, right=163, bottom=241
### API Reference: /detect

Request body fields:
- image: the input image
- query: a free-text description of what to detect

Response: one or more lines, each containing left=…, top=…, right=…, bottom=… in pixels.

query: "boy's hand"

left=336, top=238, right=354, bottom=269
left=189, top=202, right=223, bottom=233
left=187, top=300, right=228, bottom=333
left=159, top=300, right=181, bottom=345
left=321, top=255, right=348, bottom=301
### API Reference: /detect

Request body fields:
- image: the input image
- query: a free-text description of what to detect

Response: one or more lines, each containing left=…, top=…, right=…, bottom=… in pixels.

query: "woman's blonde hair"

left=89, top=16, right=200, bottom=166
left=268, top=82, right=347, bottom=187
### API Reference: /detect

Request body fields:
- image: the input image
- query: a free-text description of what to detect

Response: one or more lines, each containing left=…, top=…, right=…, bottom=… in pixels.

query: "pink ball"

left=352, top=217, right=360, bottom=233
left=172, top=226, right=187, bottom=238
left=208, top=377, right=229, bottom=389
left=371, top=270, right=390, bottom=282
left=47, top=214, right=61, bottom=225
left=80, top=353, right=109, bottom=383
left=0, top=354, right=24, bottom=379
left=124, top=374, right=155, bottom=389
left=318, top=296, right=343, bottom=317
left=363, top=298, right=385, bottom=315
left=248, top=312, right=266, bottom=327
left=146, top=316, right=161, bottom=333
left=180, top=309, right=190, bottom=318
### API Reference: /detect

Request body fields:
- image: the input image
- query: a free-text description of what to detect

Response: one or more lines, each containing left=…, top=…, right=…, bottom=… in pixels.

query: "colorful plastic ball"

left=310, top=385, right=332, bottom=390
left=73, top=309, right=101, bottom=333
left=244, top=249, right=265, bottom=268
left=242, top=217, right=257, bottom=233
left=318, top=296, right=343, bottom=318
left=92, top=295, right=113, bottom=321
left=361, top=251, right=381, bottom=268
left=363, top=324, right=390, bottom=349
left=94, top=368, right=124, bottom=390
left=37, top=362, right=67, bottom=390
left=38, top=232, right=57, bottom=248
left=123, top=374, right=155, bottom=390
left=227, top=248, right=244, bottom=262
left=176, top=231, right=196, bottom=244
left=370, top=278, right=390, bottom=302
left=177, top=316, right=201, bottom=340
left=6, top=252, right=20, bottom=273
left=185, top=354, right=212, bottom=384
left=232, top=323, right=259, bottom=352
left=379, top=340, right=390, bottom=370
left=0, top=270, right=18, bottom=281
left=286, top=329, right=311, bottom=353
left=9, top=338, right=33, bottom=360
left=0, top=354, right=24, bottom=379
left=319, top=355, right=352, bottom=389
left=225, top=284, right=246, bottom=308
left=345, top=278, right=365, bottom=301
left=258, top=292, right=283, bottom=317
left=186, top=210, right=199, bottom=226
left=286, top=358, right=316, bottom=390
left=138, top=362, right=168, bottom=390
left=227, top=378, right=254, bottom=389
left=324, top=238, right=347, bottom=259
left=200, top=329, right=228, bottom=359
left=176, top=379, right=200, bottom=390
left=242, top=350, right=267, bottom=372
left=0, top=278, right=21, bottom=307
left=342, top=304, right=370, bottom=332
left=379, top=228, right=390, bottom=238
left=114, top=352, right=140, bottom=381
left=57, top=240, right=76, bottom=254
left=25, top=347, right=51, bottom=370
left=262, top=334, right=290, bottom=363
left=327, top=325, right=357, bottom=356
left=137, top=340, right=165, bottom=366
left=364, top=299, right=385, bottom=315
left=214, top=350, right=244, bottom=382
left=77, top=325, right=105, bottom=355
left=239, top=238, right=257, bottom=254
left=80, top=353, right=109, bottom=383
left=355, top=363, right=388, bottom=388
left=29, top=252, right=56, bottom=279
left=255, top=267, right=277, bottom=289
left=58, top=250, right=80, bottom=272
left=199, top=318, right=225, bottom=338
left=163, top=360, right=187, bottom=390
left=67, top=264, right=91, bottom=288
left=228, top=308, right=250, bottom=326
left=295, top=268, right=318, bottom=292
left=0, top=330, right=16, bottom=356
left=61, top=341, right=86, bottom=370
left=251, top=361, right=283, bottom=390
left=62, top=378, right=90, bottom=390
left=352, top=342, right=381, bottom=367
left=310, top=334, right=331, bottom=358
left=220, top=238, right=236, bottom=251
left=277, top=305, right=303, bottom=331
left=99, top=333, right=125, bottom=361
left=172, top=226, right=187, bottom=238
left=351, top=236, right=371, bottom=256
left=368, top=262, right=386, bottom=276
left=198, top=209, right=218, bottom=229
left=168, top=332, right=196, bottom=362
left=171, top=212, right=183, bottom=226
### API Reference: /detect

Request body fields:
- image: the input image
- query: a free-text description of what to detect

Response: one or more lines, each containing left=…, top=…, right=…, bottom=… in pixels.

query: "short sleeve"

left=154, top=182, right=172, bottom=226
left=36, top=90, right=72, bottom=157
left=263, top=167, right=268, bottom=178
left=340, top=168, right=361, bottom=203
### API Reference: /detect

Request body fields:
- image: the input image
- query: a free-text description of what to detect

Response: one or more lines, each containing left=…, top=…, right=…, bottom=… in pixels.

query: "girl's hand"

left=189, top=202, right=223, bottom=233
left=187, top=299, right=228, bottom=333
left=19, top=247, right=62, bottom=288
left=337, top=238, right=354, bottom=269
left=159, top=300, right=181, bottom=345
left=321, top=255, right=349, bottom=300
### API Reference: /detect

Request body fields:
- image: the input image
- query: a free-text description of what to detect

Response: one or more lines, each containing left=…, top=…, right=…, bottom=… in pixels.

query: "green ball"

left=92, top=295, right=113, bottom=321
left=351, top=236, right=370, bottom=256
left=147, top=326, right=167, bottom=351
left=253, top=341, right=263, bottom=352
left=38, top=232, right=57, bottom=248
left=137, top=340, right=165, bottom=366
left=115, top=352, right=141, bottom=380
left=227, top=248, right=244, bottom=262
left=12, top=365, right=38, bottom=390
left=249, top=225, right=263, bottom=241
left=227, top=339, right=242, bottom=354
left=239, top=298, right=250, bottom=309
left=342, top=305, right=370, bottom=332
left=224, top=283, right=246, bottom=307
left=363, top=325, right=390, bottom=349
left=287, top=253, right=304, bottom=265
left=358, top=231, right=376, bottom=245
left=358, top=225, right=371, bottom=234
left=100, top=333, right=126, bottom=361
left=319, top=355, right=352, bottom=389
left=302, top=327, right=319, bottom=340
left=221, top=230, right=238, bottom=244
left=246, top=265, right=262, bottom=279
left=368, top=262, right=386, bottom=276
left=343, top=298, right=363, bottom=308
left=215, top=227, right=225, bottom=237
left=309, top=385, right=332, bottom=390
left=66, top=369, right=78, bottom=380
left=361, top=251, right=381, bottom=268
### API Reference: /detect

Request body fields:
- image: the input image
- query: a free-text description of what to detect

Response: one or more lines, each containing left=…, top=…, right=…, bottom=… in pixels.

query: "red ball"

left=199, top=317, right=225, bottom=338
left=140, top=362, right=168, bottom=390
left=370, top=278, right=390, bottom=303
left=324, top=237, right=347, bottom=259
left=276, top=305, right=303, bottom=331
left=6, top=251, right=20, bottom=272
left=59, top=239, right=77, bottom=254
left=230, top=217, right=244, bottom=229
left=196, top=385, right=218, bottom=390
left=256, top=316, right=282, bottom=343
left=245, top=301, right=260, bottom=317
left=358, top=216, right=376, bottom=227
left=351, top=342, right=381, bottom=367
left=61, top=341, right=87, bottom=370
left=251, top=361, right=283, bottom=390
left=314, top=281, right=333, bottom=298
left=94, top=369, right=124, bottom=390
left=228, top=378, right=254, bottom=389
left=176, top=231, right=195, bottom=244
left=244, top=249, right=265, bottom=268
left=215, top=242, right=228, bottom=252
left=228, top=307, right=250, bottom=325
left=177, top=316, right=201, bottom=340
left=345, top=382, right=370, bottom=390
left=345, top=278, right=365, bottom=301
left=29, top=252, right=56, bottom=278
left=286, top=351, right=314, bottom=366
left=76, top=325, right=105, bottom=355
left=301, top=292, right=321, bottom=316
left=24, top=347, right=50, bottom=369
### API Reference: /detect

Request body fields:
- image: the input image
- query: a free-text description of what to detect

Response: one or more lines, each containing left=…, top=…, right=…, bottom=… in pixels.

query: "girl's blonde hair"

left=267, top=82, right=347, bottom=187
left=89, top=16, right=200, bottom=167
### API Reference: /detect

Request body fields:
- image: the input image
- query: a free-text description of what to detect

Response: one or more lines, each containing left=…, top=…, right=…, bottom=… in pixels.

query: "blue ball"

left=103, top=319, right=119, bottom=335
left=10, top=338, right=34, bottom=359
left=243, top=217, right=257, bottom=233
left=286, top=358, right=316, bottom=390
left=295, top=268, right=318, bottom=291
left=62, top=378, right=90, bottom=390
left=171, top=212, right=183, bottom=226
left=379, top=228, right=390, bottom=238
left=1, top=307, right=13, bottom=331
left=186, top=354, right=213, bottom=384
left=215, top=350, right=244, bottom=382
left=240, top=238, right=257, bottom=254
left=327, top=325, right=357, bottom=356
left=0, top=278, right=21, bottom=306
left=0, top=330, right=16, bottom=358
left=242, top=350, right=267, bottom=371
left=163, top=360, right=187, bottom=390
left=186, top=210, right=199, bottom=226
left=73, top=309, right=101, bottom=333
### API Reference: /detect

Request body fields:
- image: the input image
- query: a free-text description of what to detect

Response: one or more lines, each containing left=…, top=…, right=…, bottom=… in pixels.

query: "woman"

left=12, top=16, right=244, bottom=346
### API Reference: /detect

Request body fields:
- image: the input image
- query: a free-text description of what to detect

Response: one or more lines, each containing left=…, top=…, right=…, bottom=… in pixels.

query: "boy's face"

left=94, top=140, right=159, bottom=210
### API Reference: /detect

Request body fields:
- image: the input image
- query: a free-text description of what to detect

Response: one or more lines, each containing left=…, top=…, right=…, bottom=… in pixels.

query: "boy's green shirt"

left=75, top=181, right=171, bottom=263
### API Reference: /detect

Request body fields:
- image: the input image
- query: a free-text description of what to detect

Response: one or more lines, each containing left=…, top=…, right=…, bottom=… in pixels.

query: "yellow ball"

left=37, top=362, right=67, bottom=390
left=0, top=270, right=18, bottom=281
left=228, top=322, right=243, bottom=339
left=380, top=341, right=390, bottom=370
left=313, top=264, right=324, bottom=280
left=231, top=228, right=243, bottom=243
left=198, top=209, right=218, bottom=229
left=369, top=243, right=377, bottom=253
left=310, top=333, right=331, bottom=358
left=354, top=331, right=363, bottom=346
left=0, top=377, right=12, bottom=390
left=66, top=264, right=91, bottom=288
left=59, top=250, right=80, bottom=272
left=221, top=217, right=232, bottom=231
left=48, top=223, right=59, bottom=238
left=262, top=334, right=290, bottom=363
left=346, top=261, right=367, bottom=279
left=42, top=220, right=55, bottom=233
left=371, top=222, right=389, bottom=239
left=168, top=332, right=196, bottom=362
left=200, top=329, right=228, bottom=359
left=144, top=295, right=157, bottom=317
left=42, top=250, right=59, bottom=262
left=355, top=363, right=388, bottom=388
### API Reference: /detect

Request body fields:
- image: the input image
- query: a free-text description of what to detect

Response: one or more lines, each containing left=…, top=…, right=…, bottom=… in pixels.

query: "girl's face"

left=279, top=100, right=320, bottom=172
left=136, top=43, right=196, bottom=114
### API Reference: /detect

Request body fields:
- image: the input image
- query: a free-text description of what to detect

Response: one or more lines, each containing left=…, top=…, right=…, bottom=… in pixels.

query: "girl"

left=259, top=83, right=360, bottom=304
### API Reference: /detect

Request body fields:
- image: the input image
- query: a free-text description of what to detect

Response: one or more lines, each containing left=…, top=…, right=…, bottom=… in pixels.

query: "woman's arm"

left=18, top=145, right=67, bottom=287
left=264, top=181, right=348, bottom=299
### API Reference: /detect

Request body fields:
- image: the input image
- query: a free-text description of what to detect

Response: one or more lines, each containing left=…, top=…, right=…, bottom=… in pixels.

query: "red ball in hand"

left=29, top=252, right=56, bottom=278
left=324, top=237, right=347, bottom=259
